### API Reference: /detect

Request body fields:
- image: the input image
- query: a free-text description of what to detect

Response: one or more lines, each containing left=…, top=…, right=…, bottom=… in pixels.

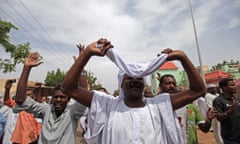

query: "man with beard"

left=62, top=38, right=206, bottom=144
left=13, top=52, right=86, bottom=144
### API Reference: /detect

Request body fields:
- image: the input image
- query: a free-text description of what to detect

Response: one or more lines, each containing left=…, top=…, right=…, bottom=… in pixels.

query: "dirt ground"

left=197, top=129, right=217, bottom=144
left=76, top=125, right=217, bottom=144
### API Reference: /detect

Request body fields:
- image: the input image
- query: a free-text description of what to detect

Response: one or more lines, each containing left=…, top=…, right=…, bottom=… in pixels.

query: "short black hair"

left=159, top=74, right=175, bottom=84
left=219, top=77, right=233, bottom=91
left=52, top=83, right=62, bottom=96
left=52, top=83, right=70, bottom=100
left=26, top=87, right=37, bottom=94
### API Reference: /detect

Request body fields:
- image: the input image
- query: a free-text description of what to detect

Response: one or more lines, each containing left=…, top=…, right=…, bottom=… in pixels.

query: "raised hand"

left=85, top=38, right=113, bottom=56
left=24, top=52, right=43, bottom=67
left=5, top=79, right=14, bottom=89
left=161, top=49, right=187, bottom=61
left=161, top=48, right=173, bottom=54
left=206, top=107, right=217, bottom=121
left=73, top=44, right=85, bottom=62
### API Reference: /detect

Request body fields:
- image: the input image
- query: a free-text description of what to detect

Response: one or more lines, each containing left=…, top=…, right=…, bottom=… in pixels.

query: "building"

left=151, top=62, right=239, bottom=95
left=204, top=70, right=232, bottom=86
left=0, top=79, right=53, bottom=100
left=221, top=64, right=240, bottom=80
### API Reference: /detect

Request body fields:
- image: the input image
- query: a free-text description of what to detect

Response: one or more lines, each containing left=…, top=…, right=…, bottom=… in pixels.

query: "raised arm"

left=4, top=80, right=13, bottom=102
left=62, top=38, right=113, bottom=107
left=3, top=79, right=16, bottom=107
left=15, top=52, right=43, bottom=104
left=34, top=82, right=43, bottom=102
left=72, top=44, right=88, bottom=90
left=165, top=50, right=206, bottom=109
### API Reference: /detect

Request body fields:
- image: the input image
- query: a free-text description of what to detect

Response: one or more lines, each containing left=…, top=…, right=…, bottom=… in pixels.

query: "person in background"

left=205, top=84, right=223, bottom=144
left=62, top=38, right=206, bottom=144
left=213, top=78, right=240, bottom=144
left=0, top=93, right=6, bottom=142
left=143, top=85, right=154, bottom=97
left=195, top=92, right=208, bottom=120
left=0, top=111, right=5, bottom=141
left=0, top=80, right=19, bottom=144
left=158, top=74, right=217, bottom=144
left=10, top=86, right=42, bottom=144
left=40, top=96, right=47, bottom=103
left=205, top=84, right=219, bottom=108
left=46, top=96, right=52, bottom=104
left=13, top=52, right=86, bottom=144
left=34, top=82, right=43, bottom=103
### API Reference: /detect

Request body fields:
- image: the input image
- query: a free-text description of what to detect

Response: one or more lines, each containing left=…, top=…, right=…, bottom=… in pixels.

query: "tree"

left=44, top=68, right=102, bottom=90
left=210, top=59, right=240, bottom=72
left=44, top=68, right=65, bottom=86
left=0, top=19, right=31, bottom=73
left=85, top=70, right=102, bottom=90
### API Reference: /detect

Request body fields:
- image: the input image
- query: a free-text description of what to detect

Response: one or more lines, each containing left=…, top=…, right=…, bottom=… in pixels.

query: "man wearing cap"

left=205, top=84, right=223, bottom=144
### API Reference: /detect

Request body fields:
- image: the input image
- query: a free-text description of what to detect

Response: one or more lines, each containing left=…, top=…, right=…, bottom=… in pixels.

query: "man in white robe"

left=62, top=38, right=206, bottom=144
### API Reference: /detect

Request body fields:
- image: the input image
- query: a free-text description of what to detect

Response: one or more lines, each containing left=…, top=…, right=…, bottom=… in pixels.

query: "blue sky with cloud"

left=0, top=0, right=239, bottom=93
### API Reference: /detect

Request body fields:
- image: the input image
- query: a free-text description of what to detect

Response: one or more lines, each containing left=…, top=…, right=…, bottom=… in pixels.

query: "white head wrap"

left=106, top=49, right=168, bottom=99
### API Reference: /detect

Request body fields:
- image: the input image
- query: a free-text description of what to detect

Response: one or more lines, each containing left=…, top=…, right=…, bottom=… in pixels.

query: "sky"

left=0, top=0, right=240, bottom=93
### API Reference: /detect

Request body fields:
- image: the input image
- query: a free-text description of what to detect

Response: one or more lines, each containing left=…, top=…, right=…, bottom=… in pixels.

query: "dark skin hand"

left=73, top=44, right=88, bottom=89
left=206, top=107, right=217, bottom=120
left=73, top=44, right=85, bottom=62
left=161, top=49, right=206, bottom=109
left=62, top=38, right=113, bottom=107
left=4, top=80, right=13, bottom=102
left=15, top=52, right=43, bottom=104
left=199, top=108, right=217, bottom=133
left=85, top=38, right=113, bottom=56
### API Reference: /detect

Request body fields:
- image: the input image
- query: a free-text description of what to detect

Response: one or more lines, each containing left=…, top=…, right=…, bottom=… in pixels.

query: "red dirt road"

left=197, top=129, right=217, bottom=144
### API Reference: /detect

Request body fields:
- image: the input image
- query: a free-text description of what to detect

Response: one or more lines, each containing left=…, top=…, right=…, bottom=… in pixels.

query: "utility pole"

left=187, top=0, right=205, bottom=83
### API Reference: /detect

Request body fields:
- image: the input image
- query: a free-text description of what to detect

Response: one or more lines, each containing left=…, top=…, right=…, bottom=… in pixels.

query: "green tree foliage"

left=44, top=69, right=102, bottom=89
left=210, top=59, right=240, bottom=71
left=0, top=19, right=31, bottom=73
left=85, top=70, right=102, bottom=90
left=44, top=68, right=65, bottom=87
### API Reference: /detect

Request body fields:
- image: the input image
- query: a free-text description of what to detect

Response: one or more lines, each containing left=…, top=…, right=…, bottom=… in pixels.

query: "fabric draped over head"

left=106, top=49, right=168, bottom=99
left=84, top=48, right=183, bottom=144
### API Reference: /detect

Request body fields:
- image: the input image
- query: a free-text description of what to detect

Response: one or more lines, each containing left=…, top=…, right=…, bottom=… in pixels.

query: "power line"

left=0, top=8, right=66, bottom=71
left=0, top=7, right=45, bottom=46
left=18, top=0, right=73, bottom=63
left=4, top=0, right=72, bottom=66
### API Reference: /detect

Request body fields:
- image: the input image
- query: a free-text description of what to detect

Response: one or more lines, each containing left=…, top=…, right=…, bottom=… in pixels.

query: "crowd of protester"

left=0, top=38, right=239, bottom=144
